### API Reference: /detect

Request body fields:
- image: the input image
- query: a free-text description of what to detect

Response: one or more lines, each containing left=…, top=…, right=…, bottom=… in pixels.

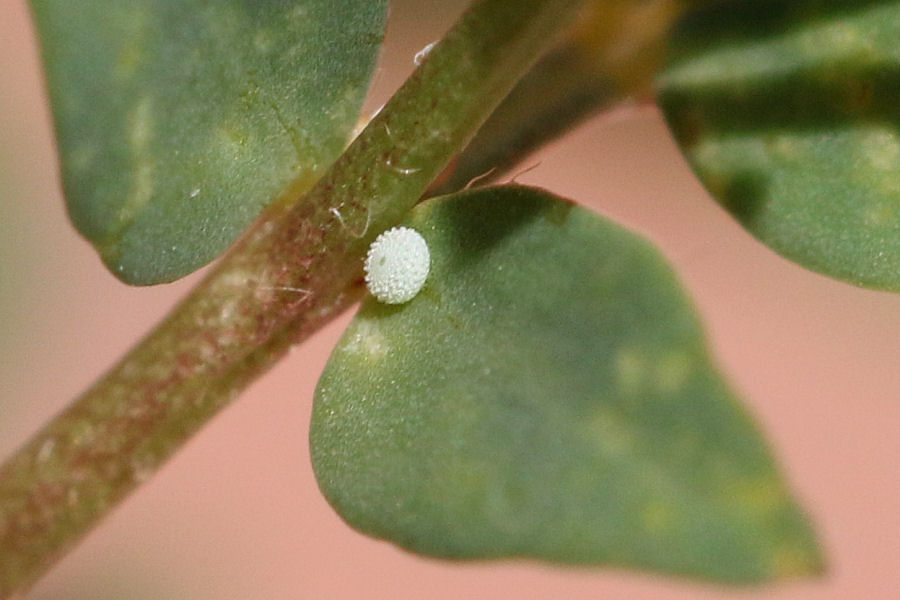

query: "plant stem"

left=429, top=0, right=691, bottom=197
left=0, top=0, right=585, bottom=595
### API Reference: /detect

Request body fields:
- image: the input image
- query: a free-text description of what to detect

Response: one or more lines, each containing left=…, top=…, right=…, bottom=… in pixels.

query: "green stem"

left=429, top=0, right=692, bottom=197
left=0, top=0, right=584, bottom=595
left=428, top=39, right=620, bottom=197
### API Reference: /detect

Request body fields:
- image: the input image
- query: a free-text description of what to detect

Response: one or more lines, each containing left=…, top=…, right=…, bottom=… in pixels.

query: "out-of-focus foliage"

left=660, top=0, right=900, bottom=290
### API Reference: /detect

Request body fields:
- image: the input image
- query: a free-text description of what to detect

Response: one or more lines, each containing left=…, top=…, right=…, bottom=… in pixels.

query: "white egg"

left=364, top=226, right=430, bottom=304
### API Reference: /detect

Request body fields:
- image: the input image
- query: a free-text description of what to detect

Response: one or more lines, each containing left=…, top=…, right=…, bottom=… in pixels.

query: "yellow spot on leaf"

left=616, top=347, right=645, bottom=396
left=585, top=408, right=634, bottom=457
left=726, top=476, right=786, bottom=514
left=772, top=543, right=823, bottom=578
left=641, top=501, right=676, bottom=534
left=655, top=351, right=692, bottom=393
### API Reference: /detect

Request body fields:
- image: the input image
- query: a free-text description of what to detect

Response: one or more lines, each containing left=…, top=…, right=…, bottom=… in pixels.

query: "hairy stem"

left=0, top=0, right=584, bottom=595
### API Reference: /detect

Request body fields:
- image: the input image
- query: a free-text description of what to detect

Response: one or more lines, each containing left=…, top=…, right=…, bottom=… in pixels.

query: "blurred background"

left=2, top=0, right=900, bottom=597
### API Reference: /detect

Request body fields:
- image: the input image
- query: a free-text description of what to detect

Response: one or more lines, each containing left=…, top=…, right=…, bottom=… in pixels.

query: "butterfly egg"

left=364, top=226, right=430, bottom=304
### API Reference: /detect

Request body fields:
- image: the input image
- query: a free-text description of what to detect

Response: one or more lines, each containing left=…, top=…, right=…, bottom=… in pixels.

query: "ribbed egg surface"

left=364, top=226, right=430, bottom=304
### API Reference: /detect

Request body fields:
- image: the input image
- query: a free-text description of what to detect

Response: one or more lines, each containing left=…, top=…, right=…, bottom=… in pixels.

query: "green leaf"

left=658, top=0, right=900, bottom=290
left=31, top=0, right=387, bottom=284
left=311, top=185, right=822, bottom=584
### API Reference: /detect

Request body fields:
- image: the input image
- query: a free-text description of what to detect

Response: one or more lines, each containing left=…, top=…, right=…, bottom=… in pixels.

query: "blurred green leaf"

left=658, top=0, right=900, bottom=290
left=311, top=185, right=822, bottom=583
left=31, top=0, right=387, bottom=284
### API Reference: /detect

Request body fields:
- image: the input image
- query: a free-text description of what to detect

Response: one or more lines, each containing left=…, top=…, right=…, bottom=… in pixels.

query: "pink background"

left=2, top=1, right=899, bottom=597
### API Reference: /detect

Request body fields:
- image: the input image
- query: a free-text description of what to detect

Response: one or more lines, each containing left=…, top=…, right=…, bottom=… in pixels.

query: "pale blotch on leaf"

left=641, top=500, right=677, bottom=534
left=772, top=544, right=823, bottom=578
left=121, top=97, right=155, bottom=224
left=725, top=476, right=787, bottom=515
left=616, top=347, right=646, bottom=396
left=655, top=351, right=692, bottom=394
left=584, top=408, right=634, bottom=457
left=68, top=142, right=97, bottom=173
left=253, top=29, right=274, bottom=53
left=342, top=320, right=388, bottom=361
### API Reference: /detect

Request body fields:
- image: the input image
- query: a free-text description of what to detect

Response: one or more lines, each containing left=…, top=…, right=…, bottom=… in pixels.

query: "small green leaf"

left=658, top=0, right=900, bottom=290
left=311, top=186, right=822, bottom=583
left=31, top=0, right=387, bottom=284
